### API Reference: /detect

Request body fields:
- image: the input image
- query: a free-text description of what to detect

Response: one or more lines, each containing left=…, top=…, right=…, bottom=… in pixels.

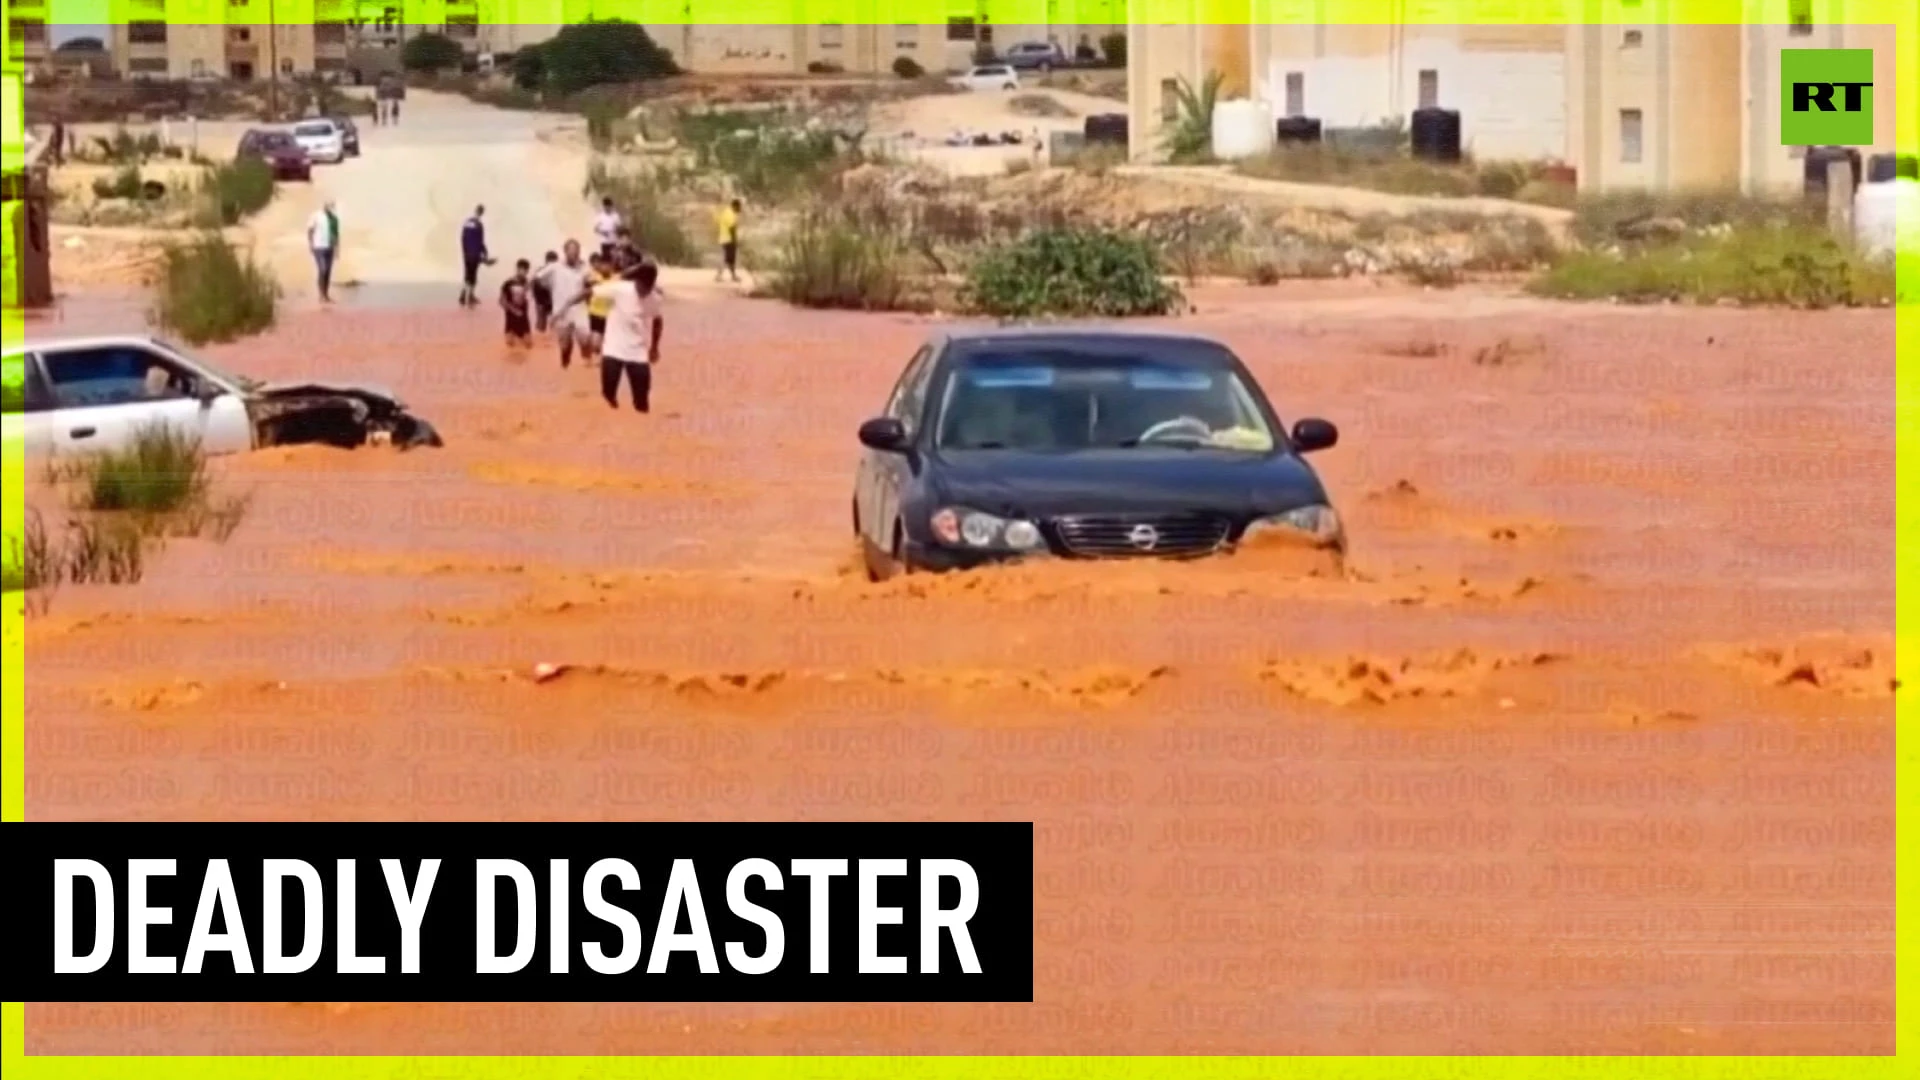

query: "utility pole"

left=268, top=0, right=281, bottom=120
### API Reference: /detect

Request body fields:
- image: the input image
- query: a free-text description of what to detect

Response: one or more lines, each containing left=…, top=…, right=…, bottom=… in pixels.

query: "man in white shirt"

left=536, top=239, right=592, bottom=370
left=306, top=200, right=340, bottom=303
left=589, top=261, right=664, bottom=413
left=592, top=198, right=623, bottom=261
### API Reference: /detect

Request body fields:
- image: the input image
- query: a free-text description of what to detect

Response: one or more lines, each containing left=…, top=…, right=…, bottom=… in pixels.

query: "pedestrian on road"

left=581, top=260, right=664, bottom=413
left=459, top=204, right=491, bottom=308
left=541, top=240, right=591, bottom=370
left=307, top=199, right=341, bottom=303
left=593, top=198, right=623, bottom=260
left=531, top=250, right=558, bottom=332
left=500, top=259, right=534, bottom=349
left=714, top=198, right=743, bottom=283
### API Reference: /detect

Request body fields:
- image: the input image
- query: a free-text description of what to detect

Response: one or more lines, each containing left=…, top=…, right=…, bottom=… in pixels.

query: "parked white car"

left=290, top=118, right=347, bottom=164
left=0, top=335, right=440, bottom=460
left=950, top=64, right=1021, bottom=92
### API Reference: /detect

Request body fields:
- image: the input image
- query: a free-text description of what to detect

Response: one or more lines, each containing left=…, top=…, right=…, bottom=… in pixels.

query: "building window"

left=229, top=27, right=251, bottom=43
left=1623, top=29, right=1643, bottom=47
left=1416, top=69, right=1438, bottom=109
left=819, top=24, right=843, bottom=50
left=190, top=59, right=206, bottom=77
left=447, top=17, right=479, bottom=40
left=127, top=56, right=168, bottom=73
left=1284, top=72, right=1305, bottom=117
left=896, top=24, right=918, bottom=49
left=1160, top=77, right=1180, bottom=122
left=314, top=21, right=348, bottom=45
left=280, top=57, right=294, bottom=75
left=1619, top=108, right=1644, bottom=164
left=1789, top=0, right=1814, bottom=35
left=127, top=20, right=167, bottom=44
left=946, top=17, right=975, bottom=42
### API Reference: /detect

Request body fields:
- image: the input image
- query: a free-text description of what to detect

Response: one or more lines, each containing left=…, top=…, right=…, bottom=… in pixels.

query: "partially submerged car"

left=851, top=328, right=1343, bottom=579
left=1, top=336, right=442, bottom=458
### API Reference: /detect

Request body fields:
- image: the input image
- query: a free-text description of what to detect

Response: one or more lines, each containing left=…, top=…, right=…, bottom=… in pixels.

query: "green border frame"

left=3, top=0, right=1916, bottom=1074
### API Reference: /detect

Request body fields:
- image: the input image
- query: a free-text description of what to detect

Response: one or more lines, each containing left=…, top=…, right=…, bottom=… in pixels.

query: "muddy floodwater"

left=20, top=280, right=1895, bottom=1054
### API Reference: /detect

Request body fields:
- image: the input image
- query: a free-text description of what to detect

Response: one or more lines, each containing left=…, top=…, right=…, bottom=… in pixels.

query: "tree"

left=401, top=33, right=465, bottom=74
left=535, top=20, right=678, bottom=97
left=1160, top=72, right=1223, bottom=163
left=511, top=45, right=547, bottom=92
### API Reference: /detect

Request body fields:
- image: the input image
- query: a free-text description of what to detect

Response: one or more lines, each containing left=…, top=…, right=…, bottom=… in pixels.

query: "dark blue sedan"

left=851, top=328, right=1344, bottom=580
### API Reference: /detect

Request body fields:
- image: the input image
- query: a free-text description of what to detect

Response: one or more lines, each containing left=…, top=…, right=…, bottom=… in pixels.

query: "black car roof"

left=936, top=326, right=1225, bottom=348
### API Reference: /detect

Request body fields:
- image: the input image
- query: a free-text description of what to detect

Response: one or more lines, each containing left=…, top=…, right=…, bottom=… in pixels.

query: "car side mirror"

left=1291, top=417, right=1338, bottom=454
left=858, top=416, right=910, bottom=452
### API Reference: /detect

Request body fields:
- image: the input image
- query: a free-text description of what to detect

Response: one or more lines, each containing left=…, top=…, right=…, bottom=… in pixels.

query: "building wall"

left=1252, top=19, right=1566, bottom=161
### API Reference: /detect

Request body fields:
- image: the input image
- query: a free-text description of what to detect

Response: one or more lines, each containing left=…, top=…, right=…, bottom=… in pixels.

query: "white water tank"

left=1210, top=99, right=1275, bottom=161
left=1854, top=176, right=1919, bottom=261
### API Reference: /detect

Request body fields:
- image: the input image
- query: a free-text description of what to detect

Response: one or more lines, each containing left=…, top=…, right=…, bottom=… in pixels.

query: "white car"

left=290, top=118, right=347, bottom=164
left=950, top=64, right=1021, bottom=92
left=0, top=335, right=439, bottom=460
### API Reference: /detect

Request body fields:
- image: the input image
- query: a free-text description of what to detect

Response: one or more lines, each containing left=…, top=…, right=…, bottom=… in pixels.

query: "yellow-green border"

left=3, top=0, right=1916, bottom=1074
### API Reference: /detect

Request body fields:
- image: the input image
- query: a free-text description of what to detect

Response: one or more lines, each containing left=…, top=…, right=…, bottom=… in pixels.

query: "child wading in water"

left=500, top=259, right=534, bottom=349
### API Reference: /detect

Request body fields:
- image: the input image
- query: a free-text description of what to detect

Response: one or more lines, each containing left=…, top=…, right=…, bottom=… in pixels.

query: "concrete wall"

left=1253, top=22, right=1566, bottom=160
left=1569, top=23, right=1743, bottom=191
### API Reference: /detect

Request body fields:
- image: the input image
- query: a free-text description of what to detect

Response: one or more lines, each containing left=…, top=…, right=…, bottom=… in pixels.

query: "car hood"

left=252, top=380, right=406, bottom=406
left=928, top=448, right=1329, bottom=517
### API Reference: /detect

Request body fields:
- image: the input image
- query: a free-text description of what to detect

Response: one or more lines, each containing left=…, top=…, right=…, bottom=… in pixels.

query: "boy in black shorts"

left=500, top=259, right=533, bottom=349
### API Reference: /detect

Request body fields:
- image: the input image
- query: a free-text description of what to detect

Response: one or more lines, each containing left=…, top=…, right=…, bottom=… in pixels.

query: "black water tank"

left=1409, top=107, right=1462, bottom=163
left=1275, top=116, right=1323, bottom=145
left=1803, top=145, right=1863, bottom=195
left=1083, top=113, right=1128, bottom=146
left=1866, top=152, right=1918, bottom=183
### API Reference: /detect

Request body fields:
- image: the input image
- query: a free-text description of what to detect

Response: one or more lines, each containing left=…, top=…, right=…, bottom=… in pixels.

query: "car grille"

left=1050, top=513, right=1233, bottom=558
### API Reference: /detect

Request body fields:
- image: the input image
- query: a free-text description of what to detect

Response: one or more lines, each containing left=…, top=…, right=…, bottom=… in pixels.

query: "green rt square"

left=1781, top=49, right=1875, bottom=145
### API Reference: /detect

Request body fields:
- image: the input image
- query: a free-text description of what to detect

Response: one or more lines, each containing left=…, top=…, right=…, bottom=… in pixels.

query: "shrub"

left=91, top=165, right=145, bottom=200
left=1568, top=189, right=1816, bottom=246
left=1160, top=72, right=1223, bottom=163
left=152, top=233, right=279, bottom=345
left=401, top=32, right=465, bottom=73
left=673, top=109, right=858, bottom=203
left=767, top=207, right=913, bottom=311
left=512, top=44, right=548, bottom=91
left=1474, top=161, right=1531, bottom=200
left=201, top=156, right=275, bottom=225
left=584, top=161, right=699, bottom=266
left=892, top=55, right=925, bottom=79
left=965, top=228, right=1184, bottom=318
left=1528, top=224, right=1896, bottom=308
left=1099, top=32, right=1127, bottom=67
left=537, top=19, right=679, bottom=97
left=1239, top=144, right=1476, bottom=196
left=74, top=422, right=210, bottom=520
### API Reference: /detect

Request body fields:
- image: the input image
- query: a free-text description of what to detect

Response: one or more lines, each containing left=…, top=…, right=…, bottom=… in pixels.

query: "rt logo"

left=1781, top=49, right=1874, bottom=145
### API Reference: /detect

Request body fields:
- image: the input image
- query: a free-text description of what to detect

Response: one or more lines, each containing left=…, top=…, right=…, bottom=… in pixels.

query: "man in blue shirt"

left=459, top=204, right=492, bottom=308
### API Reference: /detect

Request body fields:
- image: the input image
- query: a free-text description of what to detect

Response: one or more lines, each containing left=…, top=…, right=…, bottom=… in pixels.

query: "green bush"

left=1160, top=72, right=1223, bottom=163
left=75, top=422, right=211, bottom=519
left=767, top=207, right=913, bottom=311
left=892, top=56, right=925, bottom=79
left=1528, top=225, right=1896, bottom=308
left=965, top=228, right=1184, bottom=318
left=91, top=165, right=145, bottom=200
left=535, top=19, right=678, bottom=97
left=584, top=161, right=698, bottom=266
left=1473, top=161, right=1531, bottom=200
left=201, top=156, right=276, bottom=225
left=152, top=233, right=279, bottom=345
left=1569, top=188, right=1816, bottom=246
left=674, top=109, right=857, bottom=203
left=401, top=33, right=465, bottom=73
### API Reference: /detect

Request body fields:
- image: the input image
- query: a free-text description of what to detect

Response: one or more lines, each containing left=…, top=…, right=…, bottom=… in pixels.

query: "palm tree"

left=1160, top=71, right=1225, bottom=163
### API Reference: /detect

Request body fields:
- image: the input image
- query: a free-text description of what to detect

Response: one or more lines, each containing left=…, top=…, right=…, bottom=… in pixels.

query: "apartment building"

left=106, top=0, right=349, bottom=81
left=1569, top=6, right=1900, bottom=194
left=6, top=1, right=52, bottom=71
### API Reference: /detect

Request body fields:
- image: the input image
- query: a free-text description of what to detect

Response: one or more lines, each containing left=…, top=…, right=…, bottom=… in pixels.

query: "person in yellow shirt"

left=714, top=198, right=743, bottom=283
left=581, top=252, right=615, bottom=362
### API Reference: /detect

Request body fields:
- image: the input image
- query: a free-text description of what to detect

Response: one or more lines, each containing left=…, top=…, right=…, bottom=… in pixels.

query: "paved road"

left=249, top=91, right=590, bottom=308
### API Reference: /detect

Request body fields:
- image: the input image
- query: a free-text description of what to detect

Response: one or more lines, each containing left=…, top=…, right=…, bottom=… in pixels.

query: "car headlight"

left=1245, top=505, right=1345, bottom=547
left=930, top=507, right=1044, bottom=551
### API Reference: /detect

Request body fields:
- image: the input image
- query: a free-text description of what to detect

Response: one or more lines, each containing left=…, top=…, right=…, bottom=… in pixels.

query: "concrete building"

left=1570, top=9, right=1900, bottom=194
left=1128, top=6, right=1566, bottom=164
left=106, top=2, right=349, bottom=81
left=6, top=2, right=52, bottom=72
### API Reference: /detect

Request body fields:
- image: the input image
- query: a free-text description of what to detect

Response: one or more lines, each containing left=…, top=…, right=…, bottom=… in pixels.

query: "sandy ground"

left=872, top=86, right=1116, bottom=176
left=16, top=95, right=1896, bottom=1056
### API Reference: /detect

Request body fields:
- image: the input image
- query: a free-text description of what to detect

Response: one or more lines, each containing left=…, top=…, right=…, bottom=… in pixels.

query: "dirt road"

left=18, top=278, right=1895, bottom=1055
left=246, top=92, right=590, bottom=305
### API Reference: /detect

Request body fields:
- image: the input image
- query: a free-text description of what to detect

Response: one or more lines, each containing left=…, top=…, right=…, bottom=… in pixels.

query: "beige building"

left=7, top=3, right=51, bottom=71
left=1570, top=13, right=1898, bottom=195
left=107, top=2, right=348, bottom=82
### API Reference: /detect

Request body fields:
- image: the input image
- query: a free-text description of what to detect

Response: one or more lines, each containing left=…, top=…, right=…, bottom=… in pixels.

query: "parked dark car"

left=1002, top=41, right=1069, bottom=72
left=851, top=328, right=1344, bottom=580
left=235, top=128, right=312, bottom=182
left=331, top=115, right=361, bottom=157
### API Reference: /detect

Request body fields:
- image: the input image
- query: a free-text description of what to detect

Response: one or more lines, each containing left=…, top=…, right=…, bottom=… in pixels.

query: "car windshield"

left=933, top=348, right=1277, bottom=453
left=293, top=123, right=333, bottom=137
